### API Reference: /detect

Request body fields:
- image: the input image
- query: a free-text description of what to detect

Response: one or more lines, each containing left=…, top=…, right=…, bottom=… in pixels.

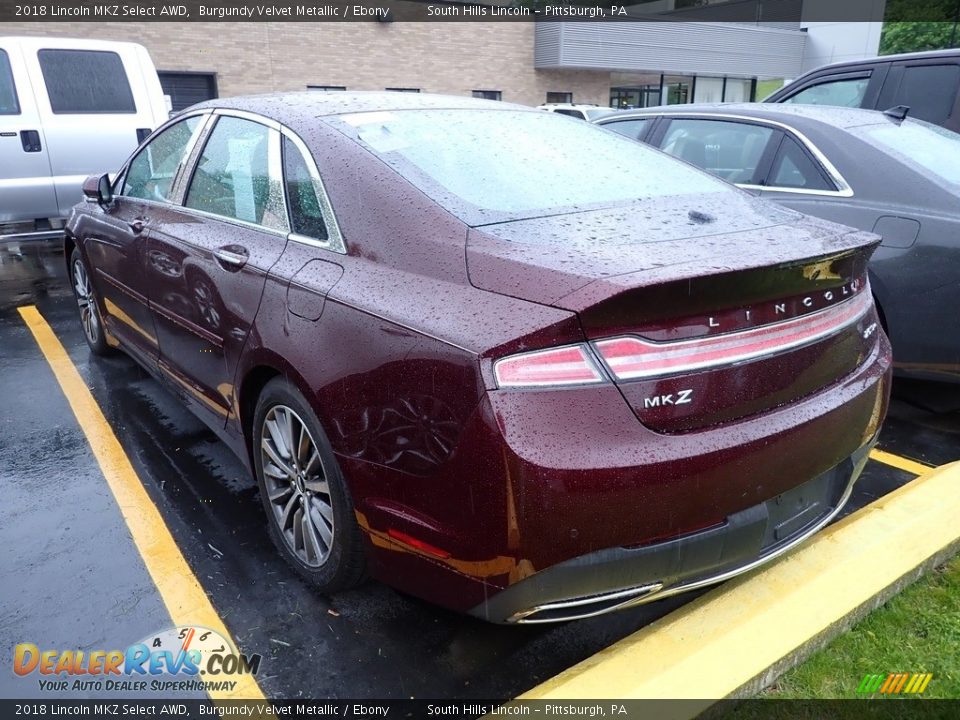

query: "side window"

left=37, top=49, right=135, bottom=114
left=122, top=116, right=204, bottom=202
left=603, top=119, right=649, bottom=141
left=660, top=119, right=774, bottom=184
left=0, top=49, right=20, bottom=115
left=893, top=65, right=960, bottom=126
left=553, top=109, right=586, bottom=120
left=185, top=116, right=288, bottom=231
left=782, top=77, right=870, bottom=108
left=767, top=136, right=833, bottom=191
left=282, top=136, right=328, bottom=241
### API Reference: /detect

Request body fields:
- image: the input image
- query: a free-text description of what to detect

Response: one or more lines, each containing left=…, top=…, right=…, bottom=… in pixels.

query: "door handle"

left=213, top=245, right=249, bottom=271
left=20, top=130, right=41, bottom=153
left=128, top=218, right=147, bottom=234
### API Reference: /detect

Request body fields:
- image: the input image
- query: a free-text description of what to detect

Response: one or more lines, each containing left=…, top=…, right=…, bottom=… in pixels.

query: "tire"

left=69, top=248, right=111, bottom=356
left=252, top=378, right=366, bottom=592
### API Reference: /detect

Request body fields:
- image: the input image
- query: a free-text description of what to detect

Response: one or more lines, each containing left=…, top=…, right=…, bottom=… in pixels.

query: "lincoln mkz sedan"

left=67, top=93, right=892, bottom=623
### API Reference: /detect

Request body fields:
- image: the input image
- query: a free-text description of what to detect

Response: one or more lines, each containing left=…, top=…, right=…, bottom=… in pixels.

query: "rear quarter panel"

left=237, top=123, right=585, bottom=583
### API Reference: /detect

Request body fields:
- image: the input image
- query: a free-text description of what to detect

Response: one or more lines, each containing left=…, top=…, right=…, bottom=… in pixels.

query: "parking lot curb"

left=519, top=461, right=960, bottom=715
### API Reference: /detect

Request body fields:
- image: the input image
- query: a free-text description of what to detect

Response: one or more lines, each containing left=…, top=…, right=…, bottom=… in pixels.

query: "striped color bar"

left=858, top=672, right=933, bottom=694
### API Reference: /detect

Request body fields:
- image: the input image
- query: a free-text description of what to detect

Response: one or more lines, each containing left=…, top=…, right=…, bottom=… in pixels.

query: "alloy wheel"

left=73, top=258, right=100, bottom=346
left=260, top=405, right=335, bottom=567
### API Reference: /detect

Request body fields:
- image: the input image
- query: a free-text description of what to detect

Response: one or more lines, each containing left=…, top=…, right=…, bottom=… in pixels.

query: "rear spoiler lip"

left=554, top=231, right=881, bottom=314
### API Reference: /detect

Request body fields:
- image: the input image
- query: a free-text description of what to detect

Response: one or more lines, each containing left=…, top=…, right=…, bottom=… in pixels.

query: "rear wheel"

left=252, top=378, right=366, bottom=592
left=70, top=248, right=111, bottom=355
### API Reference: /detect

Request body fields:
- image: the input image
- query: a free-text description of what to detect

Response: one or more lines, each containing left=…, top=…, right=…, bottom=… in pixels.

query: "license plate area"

left=761, top=464, right=849, bottom=553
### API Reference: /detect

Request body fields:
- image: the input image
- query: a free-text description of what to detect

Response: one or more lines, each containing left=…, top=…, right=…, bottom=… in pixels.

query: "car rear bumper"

left=461, top=327, right=892, bottom=623
left=357, top=326, right=891, bottom=621
left=470, top=442, right=871, bottom=624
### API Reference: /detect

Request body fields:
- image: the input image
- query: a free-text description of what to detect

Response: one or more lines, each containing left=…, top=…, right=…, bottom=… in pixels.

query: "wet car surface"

left=64, top=93, right=896, bottom=624
left=2, top=239, right=959, bottom=700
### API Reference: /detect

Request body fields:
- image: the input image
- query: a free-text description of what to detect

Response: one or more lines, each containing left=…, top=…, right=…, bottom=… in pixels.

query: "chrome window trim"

left=280, top=128, right=347, bottom=255
left=206, top=108, right=346, bottom=254
left=737, top=183, right=849, bottom=197
left=169, top=112, right=217, bottom=204
left=117, top=109, right=213, bottom=202
left=169, top=203, right=290, bottom=239
left=598, top=111, right=855, bottom=199
left=109, top=105, right=346, bottom=250
left=212, top=107, right=284, bottom=131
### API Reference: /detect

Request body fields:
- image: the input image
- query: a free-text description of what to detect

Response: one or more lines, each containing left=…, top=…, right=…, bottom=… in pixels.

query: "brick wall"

left=2, top=21, right=613, bottom=106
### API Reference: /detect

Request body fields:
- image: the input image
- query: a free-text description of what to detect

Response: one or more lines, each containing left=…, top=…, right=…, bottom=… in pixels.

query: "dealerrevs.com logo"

left=13, top=626, right=261, bottom=693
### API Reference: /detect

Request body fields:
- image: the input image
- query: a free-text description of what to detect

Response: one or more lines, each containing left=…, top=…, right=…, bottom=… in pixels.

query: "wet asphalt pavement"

left=1, top=239, right=959, bottom=701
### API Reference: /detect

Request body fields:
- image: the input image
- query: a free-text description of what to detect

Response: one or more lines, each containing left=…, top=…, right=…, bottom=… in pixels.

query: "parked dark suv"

left=765, top=49, right=960, bottom=133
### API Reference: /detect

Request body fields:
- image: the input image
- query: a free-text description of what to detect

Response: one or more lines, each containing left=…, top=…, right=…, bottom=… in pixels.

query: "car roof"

left=191, top=91, right=526, bottom=122
left=599, top=103, right=898, bottom=130
left=794, top=48, right=960, bottom=75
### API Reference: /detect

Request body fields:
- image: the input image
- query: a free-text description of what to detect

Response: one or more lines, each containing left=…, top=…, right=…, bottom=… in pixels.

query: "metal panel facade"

left=535, top=22, right=807, bottom=79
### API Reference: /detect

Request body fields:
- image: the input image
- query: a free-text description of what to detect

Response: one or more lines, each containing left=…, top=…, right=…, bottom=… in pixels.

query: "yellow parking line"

left=869, top=448, right=933, bottom=477
left=521, top=460, right=960, bottom=714
left=17, top=305, right=265, bottom=702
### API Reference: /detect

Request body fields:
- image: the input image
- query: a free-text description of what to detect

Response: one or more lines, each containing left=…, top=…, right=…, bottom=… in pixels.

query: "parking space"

left=2, top=239, right=959, bottom=702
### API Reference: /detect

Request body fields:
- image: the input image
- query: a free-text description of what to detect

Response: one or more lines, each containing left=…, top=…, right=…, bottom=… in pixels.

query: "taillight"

left=594, top=290, right=873, bottom=381
left=494, top=345, right=605, bottom=388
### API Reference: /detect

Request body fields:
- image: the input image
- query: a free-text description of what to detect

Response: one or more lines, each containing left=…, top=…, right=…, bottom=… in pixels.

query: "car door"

left=24, top=42, right=160, bottom=218
left=145, top=112, right=290, bottom=431
left=82, top=112, right=208, bottom=367
left=654, top=117, right=781, bottom=190
left=0, top=42, right=58, bottom=227
left=876, top=59, right=960, bottom=132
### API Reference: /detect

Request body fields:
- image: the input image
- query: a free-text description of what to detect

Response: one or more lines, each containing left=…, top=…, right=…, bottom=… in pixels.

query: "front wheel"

left=252, top=378, right=366, bottom=592
left=70, top=248, right=111, bottom=355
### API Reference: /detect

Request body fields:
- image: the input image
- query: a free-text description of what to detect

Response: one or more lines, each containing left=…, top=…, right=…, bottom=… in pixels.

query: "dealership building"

left=3, top=0, right=886, bottom=110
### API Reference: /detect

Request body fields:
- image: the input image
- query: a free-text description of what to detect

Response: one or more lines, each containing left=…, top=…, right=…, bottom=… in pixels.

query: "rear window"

left=0, top=49, right=18, bottom=115
left=38, top=49, right=136, bottom=114
left=855, top=120, right=960, bottom=188
left=332, top=108, right=728, bottom=225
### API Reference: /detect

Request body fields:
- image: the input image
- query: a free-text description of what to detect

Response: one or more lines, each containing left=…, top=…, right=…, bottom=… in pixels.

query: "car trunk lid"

left=467, top=198, right=881, bottom=432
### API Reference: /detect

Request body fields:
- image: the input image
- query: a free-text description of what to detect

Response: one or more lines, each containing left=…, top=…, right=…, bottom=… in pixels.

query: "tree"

left=881, top=0, right=960, bottom=55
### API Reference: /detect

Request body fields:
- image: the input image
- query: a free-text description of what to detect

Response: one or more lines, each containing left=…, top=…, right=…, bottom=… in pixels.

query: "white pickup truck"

left=0, top=36, right=168, bottom=242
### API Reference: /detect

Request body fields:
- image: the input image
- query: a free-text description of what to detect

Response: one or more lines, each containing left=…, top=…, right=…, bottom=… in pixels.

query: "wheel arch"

left=235, top=352, right=321, bottom=470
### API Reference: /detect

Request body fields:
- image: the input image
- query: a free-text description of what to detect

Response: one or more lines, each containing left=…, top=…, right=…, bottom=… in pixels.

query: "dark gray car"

left=595, top=103, right=960, bottom=383
left=763, top=49, right=960, bottom=134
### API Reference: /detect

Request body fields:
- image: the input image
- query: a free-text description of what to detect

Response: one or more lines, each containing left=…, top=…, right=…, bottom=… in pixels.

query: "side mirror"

left=82, top=173, right=113, bottom=207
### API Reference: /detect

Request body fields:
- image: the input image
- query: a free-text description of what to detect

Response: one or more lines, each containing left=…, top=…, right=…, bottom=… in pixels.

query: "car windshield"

left=854, top=120, right=960, bottom=189
left=331, top=108, right=730, bottom=225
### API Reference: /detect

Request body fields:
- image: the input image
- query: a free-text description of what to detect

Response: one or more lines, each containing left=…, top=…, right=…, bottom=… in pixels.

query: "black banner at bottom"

left=2, top=699, right=959, bottom=720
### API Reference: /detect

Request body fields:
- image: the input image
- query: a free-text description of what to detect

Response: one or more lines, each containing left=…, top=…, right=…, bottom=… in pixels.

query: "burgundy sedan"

left=67, top=93, right=891, bottom=623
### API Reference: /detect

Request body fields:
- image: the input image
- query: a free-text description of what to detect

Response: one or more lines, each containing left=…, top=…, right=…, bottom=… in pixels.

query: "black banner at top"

left=1, top=0, right=959, bottom=23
